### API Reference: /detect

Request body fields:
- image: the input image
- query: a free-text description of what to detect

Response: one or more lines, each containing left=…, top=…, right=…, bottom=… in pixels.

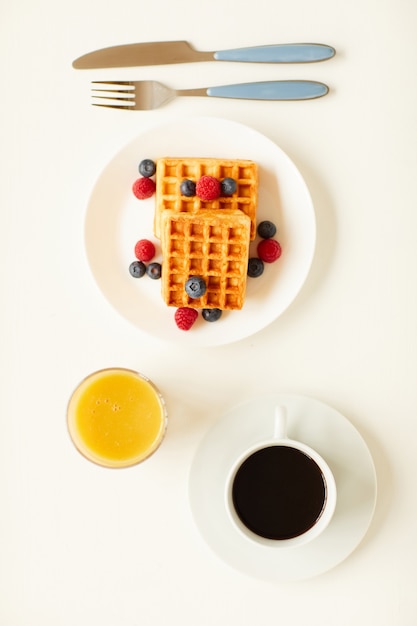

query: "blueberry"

left=257, top=220, right=277, bottom=239
left=138, top=159, right=156, bottom=177
left=129, top=260, right=146, bottom=278
left=146, top=262, right=162, bottom=279
left=185, top=276, right=207, bottom=298
left=202, top=308, right=222, bottom=322
left=247, top=257, right=264, bottom=278
left=221, top=177, right=237, bottom=196
left=180, top=179, right=196, bottom=197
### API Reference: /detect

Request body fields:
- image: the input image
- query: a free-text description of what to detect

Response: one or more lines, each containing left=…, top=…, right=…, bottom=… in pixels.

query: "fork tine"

left=92, top=96, right=135, bottom=108
left=92, top=102, right=134, bottom=110
left=91, top=80, right=136, bottom=109
left=89, top=80, right=171, bottom=111
left=91, top=81, right=135, bottom=96
left=91, top=81, right=134, bottom=87
left=92, top=94, right=134, bottom=101
left=92, top=88, right=134, bottom=95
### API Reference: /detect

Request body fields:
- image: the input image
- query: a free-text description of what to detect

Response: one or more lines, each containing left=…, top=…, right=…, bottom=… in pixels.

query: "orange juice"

left=67, top=368, right=167, bottom=468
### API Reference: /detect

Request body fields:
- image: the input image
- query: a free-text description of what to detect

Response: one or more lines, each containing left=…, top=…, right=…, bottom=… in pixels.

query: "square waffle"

left=160, top=210, right=251, bottom=310
left=154, top=157, right=258, bottom=240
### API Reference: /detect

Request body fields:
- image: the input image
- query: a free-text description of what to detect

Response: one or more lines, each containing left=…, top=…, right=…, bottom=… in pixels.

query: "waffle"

left=160, top=210, right=251, bottom=310
left=154, top=157, right=258, bottom=240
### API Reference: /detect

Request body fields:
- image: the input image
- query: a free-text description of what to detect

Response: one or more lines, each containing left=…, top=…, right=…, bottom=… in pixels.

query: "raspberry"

left=134, top=239, right=155, bottom=262
left=174, top=307, right=198, bottom=331
left=196, top=175, right=221, bottom=201
left=132, top=177, right=156, bottom=199
left=257, top=239, right=282, bottom=263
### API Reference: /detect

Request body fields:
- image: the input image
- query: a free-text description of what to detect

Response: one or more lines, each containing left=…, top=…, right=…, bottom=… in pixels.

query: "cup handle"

left=273, top=405, right=287, bottom=440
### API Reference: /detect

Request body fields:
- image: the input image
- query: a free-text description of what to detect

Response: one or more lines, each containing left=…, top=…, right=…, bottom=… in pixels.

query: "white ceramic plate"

left=84, top=117, right=316, bottom=346
left=189, top=394, right=377, bottom=582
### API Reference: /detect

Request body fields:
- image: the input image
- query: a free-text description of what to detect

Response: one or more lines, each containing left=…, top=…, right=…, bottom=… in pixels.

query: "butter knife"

left=72, top=41, right=335, bottom=69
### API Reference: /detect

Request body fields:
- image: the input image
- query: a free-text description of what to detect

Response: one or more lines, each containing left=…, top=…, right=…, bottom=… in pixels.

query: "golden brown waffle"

left=154, top=157, right=258, bottom=240
left=160, top=210, right=251, bottom=310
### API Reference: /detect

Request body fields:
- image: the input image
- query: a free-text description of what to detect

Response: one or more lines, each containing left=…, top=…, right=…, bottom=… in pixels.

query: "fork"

left=91, top=79, right=328, bottom=110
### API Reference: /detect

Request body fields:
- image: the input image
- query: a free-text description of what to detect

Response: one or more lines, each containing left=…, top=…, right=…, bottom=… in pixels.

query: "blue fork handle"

left=214, top=43, right=335, bottom=63
left=206, top=81, right=329, bottom=101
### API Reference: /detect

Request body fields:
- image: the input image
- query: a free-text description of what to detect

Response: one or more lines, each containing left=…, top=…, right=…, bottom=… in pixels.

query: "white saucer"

left=188, top=394, right=377, bottom=582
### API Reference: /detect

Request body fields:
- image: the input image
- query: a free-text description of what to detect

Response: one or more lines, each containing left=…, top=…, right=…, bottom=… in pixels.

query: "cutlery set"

left=73, top=40, right=335, bottom=109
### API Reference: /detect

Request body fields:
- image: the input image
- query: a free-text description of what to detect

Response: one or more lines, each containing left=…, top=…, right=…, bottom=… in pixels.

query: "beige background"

left=1, top=0, right=416, bottom=624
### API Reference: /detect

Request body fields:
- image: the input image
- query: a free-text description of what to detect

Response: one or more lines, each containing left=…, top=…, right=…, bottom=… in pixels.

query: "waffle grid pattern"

left=155, top=157, right=258, bottom=239
left=161, top=211, right=251, bottom=310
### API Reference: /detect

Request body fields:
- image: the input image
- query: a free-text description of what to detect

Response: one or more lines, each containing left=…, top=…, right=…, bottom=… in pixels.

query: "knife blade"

left=72, top=41, right=335, bottom=69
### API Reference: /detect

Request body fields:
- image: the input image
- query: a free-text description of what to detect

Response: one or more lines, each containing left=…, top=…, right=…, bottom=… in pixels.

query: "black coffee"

left=232, top=445, right=327, bottom=540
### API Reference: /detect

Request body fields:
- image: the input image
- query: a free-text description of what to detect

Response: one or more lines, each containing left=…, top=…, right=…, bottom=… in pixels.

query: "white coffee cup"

left=225, top=406, right=337, bottom=548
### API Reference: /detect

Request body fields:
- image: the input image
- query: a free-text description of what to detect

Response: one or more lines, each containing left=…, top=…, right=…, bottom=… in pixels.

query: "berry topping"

left=221, top=177, right=237, bottom=196
left=257, top=239, right=282, bottom=263
left=257, top=220, right=277, bottom=239
left=129, top=260, right=146, bottom=278
left=185, top=276, right=207, bottom=299
left=196, top=175, right=221, bottom=201
left=175, top=307, right=199, bottom=331
left=138, top=159, right=156, bottom=177
left=146, top=262, right=162, bottom=280
left=132, top=177, right=156, bottom=199
left=202, top=308, right=222, bottom=322
left=134, top=239, right=156, bottom=262
left=180, top=179, right=196, bottom=197
left=247, top=257, right=264, bottom=278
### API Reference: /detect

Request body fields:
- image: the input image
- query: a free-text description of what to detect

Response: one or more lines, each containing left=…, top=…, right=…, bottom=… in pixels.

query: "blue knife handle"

left=206, top=81, right=328, bottom=101
left=214, top=43, right=335, bottom=63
